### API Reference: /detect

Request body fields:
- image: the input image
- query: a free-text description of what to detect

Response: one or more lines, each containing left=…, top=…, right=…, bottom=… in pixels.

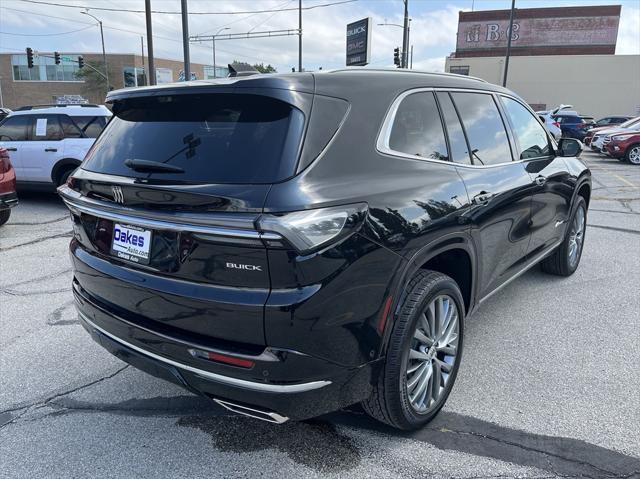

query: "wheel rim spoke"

left=405, top=294, right=460, bottom=414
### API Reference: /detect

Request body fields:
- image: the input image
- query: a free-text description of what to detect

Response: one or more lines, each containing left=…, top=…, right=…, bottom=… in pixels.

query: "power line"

left=0, top=25, right=94, bottom=36
left=16, top=0, right=358, bottom=15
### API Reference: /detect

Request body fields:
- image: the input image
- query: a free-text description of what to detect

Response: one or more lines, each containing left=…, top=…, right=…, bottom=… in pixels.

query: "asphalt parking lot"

left=1, top=150, right=639, bottom=479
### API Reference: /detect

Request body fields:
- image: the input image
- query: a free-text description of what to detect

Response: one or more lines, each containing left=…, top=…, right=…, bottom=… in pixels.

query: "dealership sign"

left=455, top=6, right=620, bottom=56
left=346, top=17, right=371, bottom=66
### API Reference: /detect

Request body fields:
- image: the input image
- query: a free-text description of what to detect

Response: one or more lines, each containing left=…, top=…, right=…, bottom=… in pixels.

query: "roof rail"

left=327, top=68, right=488, bottom=83
left=15, top=104, right=101, bottom=111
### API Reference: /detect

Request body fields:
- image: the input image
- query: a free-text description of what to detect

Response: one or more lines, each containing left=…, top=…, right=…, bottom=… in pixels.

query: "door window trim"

left=498, top=94, right=554, bottom=161
left=377, top=87, right=553, bottom=169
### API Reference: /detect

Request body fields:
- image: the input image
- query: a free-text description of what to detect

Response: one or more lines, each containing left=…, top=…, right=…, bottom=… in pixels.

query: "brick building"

left=0, top=52, right=228, bottom=109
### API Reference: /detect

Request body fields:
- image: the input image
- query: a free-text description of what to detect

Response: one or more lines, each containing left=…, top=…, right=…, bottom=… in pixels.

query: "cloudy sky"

left=1, top=0, right=638, bottom=73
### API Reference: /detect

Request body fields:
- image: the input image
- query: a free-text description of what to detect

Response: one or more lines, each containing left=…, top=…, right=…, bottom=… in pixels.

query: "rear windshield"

left=581, top=116, right=595, bottom=123
left=82, top=94, right=304, bottom=184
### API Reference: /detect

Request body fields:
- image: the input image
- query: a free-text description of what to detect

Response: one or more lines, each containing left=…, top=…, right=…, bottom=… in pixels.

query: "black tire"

left=56, top=167, right=76, bottom=187
left=0, top=209, right=10, bottom=226
left=625, top=143, right=640, bottom=165
left=362, top=270, right=465, bottom=430
left=540, top=195, right=587, bottom=276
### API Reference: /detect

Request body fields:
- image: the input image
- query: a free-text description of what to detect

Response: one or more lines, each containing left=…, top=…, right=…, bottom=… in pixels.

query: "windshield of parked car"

left=81, top=94, right=305, bottom=184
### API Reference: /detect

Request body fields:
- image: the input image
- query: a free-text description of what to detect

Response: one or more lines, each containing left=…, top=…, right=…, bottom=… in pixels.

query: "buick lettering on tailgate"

left=111, top=223, right=152, bottom=264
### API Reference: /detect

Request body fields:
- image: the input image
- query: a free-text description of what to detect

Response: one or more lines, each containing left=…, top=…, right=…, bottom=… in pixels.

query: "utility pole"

left=145, top=0, right=155, bottom=85
left=503, top=0, right=516, bottom=87
left=402, top=0, right=409, bottom=68
left=212, top=27, right=230, bottom=78
left=298, top=0, right=303, bottom=72
left=81, top=10, right=109, bottom=93
left=181, top=0, right=191, bottom=80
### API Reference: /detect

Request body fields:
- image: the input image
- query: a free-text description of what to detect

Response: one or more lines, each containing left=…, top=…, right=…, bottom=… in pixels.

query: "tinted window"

left=388, top=92, right=448, bottom=161
left=82, top=94, right=305, bottom=184
left=33, top=115, right=64, bottom=141
left=437, top=92, right=471, bottom=164
left=70, top=116, right=108, bottom=138
left=501, top=97, right=550, bottom=159
left=0, top=115, right=30, bottom=141
left=59, top=115, right=84, bottom=139
left=451, top=92, right=512, bottom=166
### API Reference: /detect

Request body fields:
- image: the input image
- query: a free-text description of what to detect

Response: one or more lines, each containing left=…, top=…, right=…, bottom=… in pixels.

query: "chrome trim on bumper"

left=78, top=311, right=332, bottom=394
left=213, top=399, right=289, bottom=424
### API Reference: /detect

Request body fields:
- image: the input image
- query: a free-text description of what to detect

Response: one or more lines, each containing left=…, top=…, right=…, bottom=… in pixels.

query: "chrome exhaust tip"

left=213, top=398, right=289, bottom=424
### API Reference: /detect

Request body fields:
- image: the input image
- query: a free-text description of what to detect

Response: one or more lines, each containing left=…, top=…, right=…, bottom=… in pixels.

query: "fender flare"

left=51, top=158, right=82, bottom=185
left=377, top=231, right=478, bottom=357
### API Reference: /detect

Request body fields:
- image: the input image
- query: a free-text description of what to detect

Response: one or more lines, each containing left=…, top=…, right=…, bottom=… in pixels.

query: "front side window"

left=0, top=116, right=30, bottom=141
left=451, top=92, right=512, bottom=166
left=388, top=92, right=448, bottom=161
left=501, top=96, right=550, bottom=159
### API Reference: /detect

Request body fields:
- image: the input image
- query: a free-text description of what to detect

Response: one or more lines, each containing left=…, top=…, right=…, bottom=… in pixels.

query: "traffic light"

left=393, top=47, right=401, bottom=67
left=54, top=52, right=61, bottom=65
left=26, top=47, right=34, bottom=68
left=77, top=56, right=84, bottom=69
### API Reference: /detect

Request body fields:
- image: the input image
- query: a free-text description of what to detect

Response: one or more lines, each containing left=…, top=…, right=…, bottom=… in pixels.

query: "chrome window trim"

left=59, top=185, right=281, bottom=241
left=376, top=87, right=554, bottom=169
left=79, top=311, right=331, bottom=394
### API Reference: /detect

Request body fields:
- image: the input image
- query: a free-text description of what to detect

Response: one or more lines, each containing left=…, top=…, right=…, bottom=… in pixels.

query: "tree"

left=252, top=62, right=277, bottom=74
left=74, top=60, right=109, bottom=100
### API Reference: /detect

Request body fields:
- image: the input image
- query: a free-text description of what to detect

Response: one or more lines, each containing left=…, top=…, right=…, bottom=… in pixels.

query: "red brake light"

left=207, top=352, right=255, bottom=368
left=553, top=122, right=560, bottom=128
left=0, top=149, right=11, bottom=174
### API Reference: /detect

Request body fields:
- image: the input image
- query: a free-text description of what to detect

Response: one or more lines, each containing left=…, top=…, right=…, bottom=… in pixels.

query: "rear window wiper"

left=124, top=159, right=185, bottom=174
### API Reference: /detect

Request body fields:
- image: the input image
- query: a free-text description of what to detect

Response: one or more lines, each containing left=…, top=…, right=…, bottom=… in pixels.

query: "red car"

left=0, top=147, right=18, bottom=225
left=604, top=131, right=640, bottom=165
left=585, top=116, right=640, bottom=147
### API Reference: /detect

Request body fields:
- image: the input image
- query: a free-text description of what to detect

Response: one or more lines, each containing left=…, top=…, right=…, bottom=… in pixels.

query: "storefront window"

left=123, top=67, right=147, bottom=87
left=11, top=54, right=81, bottom=81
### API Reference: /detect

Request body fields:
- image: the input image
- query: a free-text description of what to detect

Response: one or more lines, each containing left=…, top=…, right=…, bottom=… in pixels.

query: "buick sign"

left=346, top=17, right=372, bottom=66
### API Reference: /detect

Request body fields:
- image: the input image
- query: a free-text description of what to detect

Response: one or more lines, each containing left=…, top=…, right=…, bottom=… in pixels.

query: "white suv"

left=0, top=104, right=111, bottom=188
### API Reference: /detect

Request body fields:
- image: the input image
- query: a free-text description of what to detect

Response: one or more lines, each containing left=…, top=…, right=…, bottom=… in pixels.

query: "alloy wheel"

left=628, top=146, right=640, bottom=165
left=405, top=295, right=460, bottom=414
left=568, top=205, right=586, bottom=267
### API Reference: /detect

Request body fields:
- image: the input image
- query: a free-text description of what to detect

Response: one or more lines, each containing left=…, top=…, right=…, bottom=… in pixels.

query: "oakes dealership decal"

left=457, top=15, right=620, bottom=50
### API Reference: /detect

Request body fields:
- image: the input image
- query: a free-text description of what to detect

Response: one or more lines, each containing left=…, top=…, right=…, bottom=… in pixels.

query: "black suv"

left=59, top=69, right=591, bottom=430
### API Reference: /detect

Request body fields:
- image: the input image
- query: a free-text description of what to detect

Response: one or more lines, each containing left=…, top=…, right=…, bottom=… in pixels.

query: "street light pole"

left=81, top=10, right=109, bottom=93
left=145, top=0, right=155, bottom=85
left=212, top=27, right=230, bottom=78
left=298, top=0, right=303, bottom=72
left=402, top=0, right=409, bottom=68
left=378, top=20, right=411, bottom=68
left=181, top=0, right=191, bottom=80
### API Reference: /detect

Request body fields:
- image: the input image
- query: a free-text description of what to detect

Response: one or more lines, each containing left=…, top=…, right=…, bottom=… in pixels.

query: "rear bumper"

left=74, top=280, right=380, bottom=421
left=0, top=191, right=18, bottom=209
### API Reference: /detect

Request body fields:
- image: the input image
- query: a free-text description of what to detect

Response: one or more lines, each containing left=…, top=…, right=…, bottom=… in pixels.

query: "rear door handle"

left=472, top=192, right=494, bottom=205
left=6, top=147, right=17, bottom=151
left=535, top=175, right=547, bottom=186
left=44, top=148, right=58, bottom=152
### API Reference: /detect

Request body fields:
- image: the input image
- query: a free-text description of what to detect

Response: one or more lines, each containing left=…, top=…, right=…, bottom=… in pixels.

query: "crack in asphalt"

left=0, top=365, right=130, bottom=430
left=7, top=215, right=69, bottom=226
left=590, top=208, right=640, bottom=216
left=2, top=268, right=72, bottom=289
left=0, top=231, right=72, bottom=253
left=588, top=224, right=640, bottom=235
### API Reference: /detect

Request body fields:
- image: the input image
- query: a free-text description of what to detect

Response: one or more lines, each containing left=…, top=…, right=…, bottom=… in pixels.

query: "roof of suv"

left=9, top=104, right=112, bottom=117
left=106, top=68, right=512, bottom=103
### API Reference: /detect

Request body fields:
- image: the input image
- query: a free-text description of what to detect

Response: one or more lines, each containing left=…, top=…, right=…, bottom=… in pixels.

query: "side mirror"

left=557, top=138, right=582, bottom=157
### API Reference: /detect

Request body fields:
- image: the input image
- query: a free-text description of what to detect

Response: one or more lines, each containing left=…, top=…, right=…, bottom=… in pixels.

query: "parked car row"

left=0, top=104, right=112, bottom=188
left=586, top=116, right=640, bottom=165
left=537, top=105, right=631, bottom=142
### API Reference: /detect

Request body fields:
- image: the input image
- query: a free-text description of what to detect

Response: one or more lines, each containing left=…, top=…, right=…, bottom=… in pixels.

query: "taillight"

left=258, top=203, right=368, bottom=254
left=0, top=149, right=11, bottom=174
left=553, top=122, right=560, bottom=128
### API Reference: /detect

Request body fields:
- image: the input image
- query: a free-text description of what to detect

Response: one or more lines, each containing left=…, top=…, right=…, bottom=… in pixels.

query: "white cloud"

left=616, top=5, right=640, bottom=55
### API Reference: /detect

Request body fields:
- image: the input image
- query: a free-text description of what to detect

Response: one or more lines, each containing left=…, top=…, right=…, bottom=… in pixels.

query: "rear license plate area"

left=110, top=222, right=152, bottom=265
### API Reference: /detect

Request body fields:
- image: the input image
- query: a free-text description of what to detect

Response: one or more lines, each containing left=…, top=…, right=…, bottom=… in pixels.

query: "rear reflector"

left=189, top=348, right=255, bottom=368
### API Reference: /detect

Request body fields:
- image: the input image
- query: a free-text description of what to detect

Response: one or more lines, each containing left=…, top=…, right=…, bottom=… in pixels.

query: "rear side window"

left=388, top=92, right=448, bottom=161
left=82, top=94, right=305, bottom=184
left=451, top=92, right=512, bottom=166
left=33, top=115, right=64, bottom=141
left=500, top=96, right=550, bottom=159
left=0, top=115, right=30, bottom=141
left=436, top=92, right=471, bottom=164
left=72, top=116, right=109, bottom=138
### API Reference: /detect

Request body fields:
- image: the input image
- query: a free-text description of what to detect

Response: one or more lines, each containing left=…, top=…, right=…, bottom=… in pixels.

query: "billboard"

left=346, top=17, right=372, bottom=66
left=455, top=5, right=621, bottom=57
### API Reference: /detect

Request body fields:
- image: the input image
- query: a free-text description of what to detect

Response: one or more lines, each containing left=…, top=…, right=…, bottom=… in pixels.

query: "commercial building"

left=0, top=52, right=228, bottom=109
left=445, top=5, right=640, bottom=118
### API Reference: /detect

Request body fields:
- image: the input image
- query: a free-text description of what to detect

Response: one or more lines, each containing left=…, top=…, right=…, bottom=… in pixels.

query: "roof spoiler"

left=228, top=63, right=260, bottom=78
